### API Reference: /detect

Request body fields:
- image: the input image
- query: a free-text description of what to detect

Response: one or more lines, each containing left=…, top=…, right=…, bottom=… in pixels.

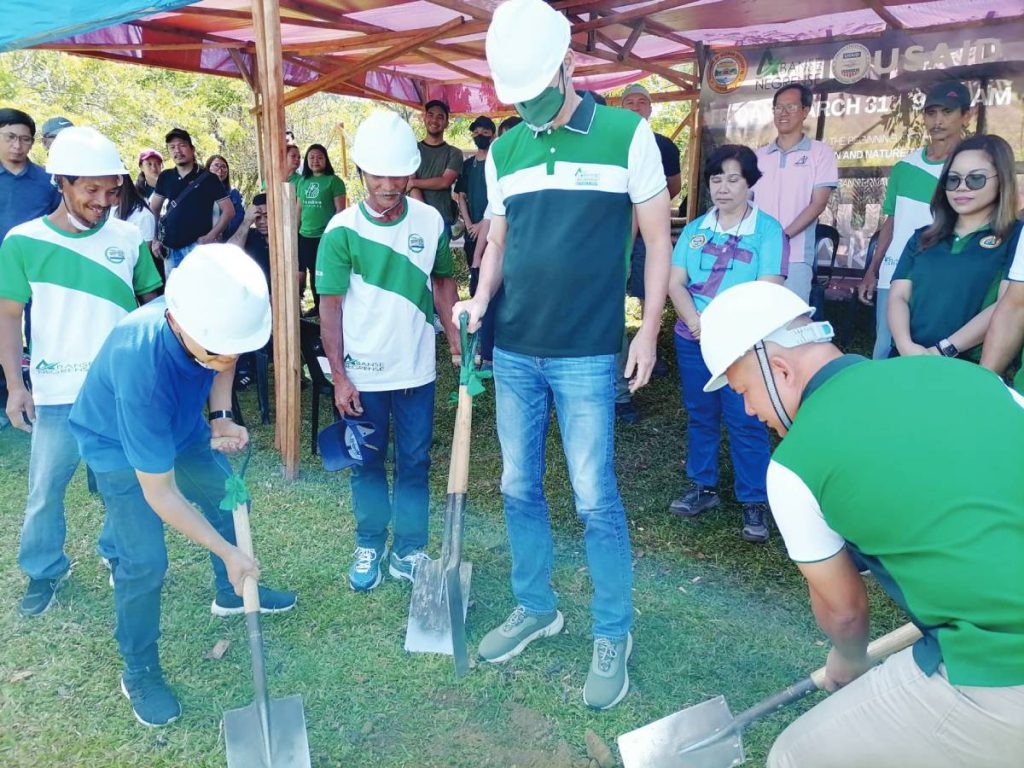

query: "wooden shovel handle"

left=447, top=386, right=473, bottom=494
left=230, top=502, right=261, bottom=614
left=809, top=622, right=923, bottom=690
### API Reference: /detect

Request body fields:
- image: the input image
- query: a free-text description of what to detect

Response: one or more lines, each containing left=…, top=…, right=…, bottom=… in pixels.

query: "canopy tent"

left=9, top=1, right=1022, bottom=114
left=4, top=0, right=1021, bottom=477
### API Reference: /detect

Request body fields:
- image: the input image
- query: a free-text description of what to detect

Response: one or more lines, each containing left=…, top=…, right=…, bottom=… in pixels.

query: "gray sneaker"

left=583, top=633, right=633, bottom=710
left=478, top=606, right=564, bottom=663
left=388, top=550, right=430, bottom=583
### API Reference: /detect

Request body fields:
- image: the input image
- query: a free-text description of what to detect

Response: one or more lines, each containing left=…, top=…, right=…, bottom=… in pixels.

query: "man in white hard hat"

left=0, top=126, right=163, bottom=616
left=67, top=244, right=296, bottom=727
left=452, top=0, right=672, bottom=710
left=698, top=280, right=1024, bottom=767
left=316, top=111, right=459, bottom=592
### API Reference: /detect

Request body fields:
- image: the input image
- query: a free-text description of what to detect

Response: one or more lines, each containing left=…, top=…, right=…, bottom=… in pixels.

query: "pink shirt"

left=753, top=136, right=838, bottom=265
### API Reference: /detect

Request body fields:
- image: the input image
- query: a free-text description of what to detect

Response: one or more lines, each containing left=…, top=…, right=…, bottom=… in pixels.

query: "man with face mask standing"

left=453, top=0, right=672, bottom=710
left=0, top=127, right=163, bottom=616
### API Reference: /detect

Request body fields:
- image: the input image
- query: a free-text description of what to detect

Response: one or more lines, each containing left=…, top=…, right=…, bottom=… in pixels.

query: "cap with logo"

left=138, top=148, right=163, bottom=165
left=41, top=116, right=73, bottom=138
left=469, top=116, right=497, bottom=133
left=621, top=83, right=651, bottom=100
left=923, top=81, right=971, bottom=111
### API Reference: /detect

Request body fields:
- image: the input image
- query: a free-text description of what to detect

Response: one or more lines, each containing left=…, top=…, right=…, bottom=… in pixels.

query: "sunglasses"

left=943, top=172, right=997, bottom=192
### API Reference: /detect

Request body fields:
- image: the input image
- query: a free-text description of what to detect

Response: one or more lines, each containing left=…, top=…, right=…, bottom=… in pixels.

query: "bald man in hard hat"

left=453, top=0, right=672, bottom=710
left=0, top=126, right=162, bottom=617
left=68, top=244, right=296, bottom=727
left=698, top=280, right=1024, bottom=767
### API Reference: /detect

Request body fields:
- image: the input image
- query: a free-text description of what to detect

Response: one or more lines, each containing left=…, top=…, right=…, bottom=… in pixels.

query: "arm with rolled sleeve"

left=316, top=226, right=362, bottom=416
left=0, top=237, right=32, bottom=429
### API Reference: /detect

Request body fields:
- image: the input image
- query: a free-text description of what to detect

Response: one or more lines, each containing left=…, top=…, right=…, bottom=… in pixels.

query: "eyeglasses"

left=943, top=172, right=997, bottom=191
left=772, top=104, right=804, bottom=115
left=0, top=131, right=35, bottom=146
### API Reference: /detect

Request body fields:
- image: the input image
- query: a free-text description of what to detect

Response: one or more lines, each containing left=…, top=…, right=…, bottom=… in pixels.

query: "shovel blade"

left=224, top=694, right=311, bottom=768
left=404, top=560, right=472, bottom=655
left=617, top=695, right=744, bottom=768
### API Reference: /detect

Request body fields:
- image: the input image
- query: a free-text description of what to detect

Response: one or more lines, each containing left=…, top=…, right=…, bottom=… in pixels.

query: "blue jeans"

left=873, top=288, right=892, bottom=360
left=675, top=334, right=769, bottom=502
left=349, top=382, right=435, bottom=557
left=493, top=347, right=633, bottom=640
left=469, top=264, right=496, bottom=363
left=94, top=439, right=236, bottom=671
left=166, top=242, right=198, bottom=273
left=19, top=404, right=114, bottom=580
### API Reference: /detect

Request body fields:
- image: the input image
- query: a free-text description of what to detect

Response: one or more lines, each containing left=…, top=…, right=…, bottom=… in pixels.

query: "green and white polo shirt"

left=0, top=216, right=161, bottom=406
left=878, top=148, right=945, bottom=289
left=315, top=198, right=453, bottom=392
left=768, top=354, right=1024, bottom=687
left=485, top=93, right=666, bottom=357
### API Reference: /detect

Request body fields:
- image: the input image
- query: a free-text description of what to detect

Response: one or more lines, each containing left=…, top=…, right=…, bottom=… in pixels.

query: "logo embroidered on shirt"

left=408, top=234, right=425, bottom=253
left=105, top=247, right=126, bottom=264
left=979, top=235, right=1001, bottom=249
left=574, top=168, right=600, bottom=187
left=689, top=234, right=708, bottom=249
left=344, top=353, right=384, bottom=373
left=793, top=156, right=809, bottom=166
left=305, top=182, right=321, bottom=198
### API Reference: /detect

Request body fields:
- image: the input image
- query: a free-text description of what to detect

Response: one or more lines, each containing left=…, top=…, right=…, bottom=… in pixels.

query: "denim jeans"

left=165, top=241, right=198, bottom=274
left=493, top=347, right=633, bottom=640
left=18, top=404, right=115, bottom=580
left=349, top=382, right=435, bottom=558
left=468, top=265, right=496, bottom=363
left=785, top=261, right=814, bottom=303
left=94, top=438, right=236, bottom=671
left=675, top=334, right=770, bottom=502
left=873, top=288, right=892, bottom=360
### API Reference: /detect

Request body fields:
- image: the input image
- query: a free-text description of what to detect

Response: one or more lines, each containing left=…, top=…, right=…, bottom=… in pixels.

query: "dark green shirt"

left=892, top=222, right=1022, bottom=352
left=455, top=155, right=488, bottom=224
left=416, top=141, right=463, bottom=225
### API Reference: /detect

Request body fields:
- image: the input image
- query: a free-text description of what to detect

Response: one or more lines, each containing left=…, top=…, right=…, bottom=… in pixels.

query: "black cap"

left=469, top=116, right=496, bottom=133
left=252, top=193, right=267, bottom=206
left=164, top=127, right=193, bottom=146
left=923, top=81, right=971, bottom=111
left=423, top=99, right=450, bottom=115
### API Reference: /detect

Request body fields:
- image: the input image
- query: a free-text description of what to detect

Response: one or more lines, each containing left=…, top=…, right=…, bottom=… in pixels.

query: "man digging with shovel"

left=694, top=280, right=1024, bottom=767
left=68, top=244, right=296, bottom=727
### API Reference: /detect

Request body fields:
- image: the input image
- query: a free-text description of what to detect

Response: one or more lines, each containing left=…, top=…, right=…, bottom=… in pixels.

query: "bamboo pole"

left=686, top=48, right=706, bottom=223
left=337, top=122, right=349, bottom=180
left=252, top=0, right=301, bottom=479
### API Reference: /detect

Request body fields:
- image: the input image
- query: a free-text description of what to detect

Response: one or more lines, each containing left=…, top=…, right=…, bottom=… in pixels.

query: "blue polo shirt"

left=672, top=205, right=786, bottom=340
left=0, top=160, right=61, bottom=242
left=69, top=299, right=215, bottom=474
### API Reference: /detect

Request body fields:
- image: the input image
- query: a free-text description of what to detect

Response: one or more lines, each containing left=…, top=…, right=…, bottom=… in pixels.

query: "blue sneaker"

left=349, top=545, right=389, bottom=592
left=211, top=586, right=297, bottom=617
left=388, top=550, right=430, bottom=583
left=121, top=667, right=181, bottom=727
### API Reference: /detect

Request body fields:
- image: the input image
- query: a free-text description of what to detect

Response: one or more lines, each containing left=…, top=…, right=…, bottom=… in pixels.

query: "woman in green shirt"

left=297, top=143, right=346, bottom=316
left=888, top=134, right=1021, bottom=360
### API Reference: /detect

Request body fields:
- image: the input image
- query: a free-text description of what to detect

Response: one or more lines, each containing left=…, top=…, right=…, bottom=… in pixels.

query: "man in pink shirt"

left=753, top=83, right=838, bottom=302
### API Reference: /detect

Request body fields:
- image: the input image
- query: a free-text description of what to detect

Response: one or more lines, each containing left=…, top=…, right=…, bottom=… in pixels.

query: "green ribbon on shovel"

left=219, top=441, right=253, bottom=512
left=450, top=311, right=491, bottom=403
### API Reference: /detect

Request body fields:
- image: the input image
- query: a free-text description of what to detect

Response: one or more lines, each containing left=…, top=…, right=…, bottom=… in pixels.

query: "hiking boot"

left=741, top=503, right=771, bottom=543
left=669, top=484, right=720, bottom=518
left=348, top=545, right=389, bottom=592
left=583, top=633, right=633, bottom=710
left=211, top=585, right=297, bottom=616
left=120, top=668, right=181, bottom=727
left=19, top=571, right=69, bottom=617
left=478, top=606, right=564, bottom=663
left=615, top=401, right=640, bottom=424
left=388, top=550, right=430, bottom=584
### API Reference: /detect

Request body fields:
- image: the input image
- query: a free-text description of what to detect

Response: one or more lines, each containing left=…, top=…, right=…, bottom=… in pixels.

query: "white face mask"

left=65, top=205, right=95, bottom=231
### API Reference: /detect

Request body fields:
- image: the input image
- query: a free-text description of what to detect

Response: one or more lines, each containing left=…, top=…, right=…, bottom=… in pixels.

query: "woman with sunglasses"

left=667, top=144, right=786, bottom=543
left=888, top=134, right=1021, bottom=360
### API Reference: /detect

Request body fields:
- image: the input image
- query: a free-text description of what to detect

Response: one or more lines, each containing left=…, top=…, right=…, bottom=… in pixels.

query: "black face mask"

left=472, top=135, right=492, bottom=150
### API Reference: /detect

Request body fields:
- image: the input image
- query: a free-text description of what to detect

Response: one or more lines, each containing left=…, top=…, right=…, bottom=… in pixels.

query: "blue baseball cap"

left=318, top=417, right=378, bottom=471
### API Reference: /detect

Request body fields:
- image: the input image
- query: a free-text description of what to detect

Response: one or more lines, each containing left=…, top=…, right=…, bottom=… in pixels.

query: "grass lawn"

left=0, top=289, right=904, bottom=767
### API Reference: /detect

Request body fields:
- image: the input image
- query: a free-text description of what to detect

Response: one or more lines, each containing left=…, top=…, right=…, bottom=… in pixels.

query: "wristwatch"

left=937, top=338, right=959, bottom=358
left=209, top=409, right=234, bottom=421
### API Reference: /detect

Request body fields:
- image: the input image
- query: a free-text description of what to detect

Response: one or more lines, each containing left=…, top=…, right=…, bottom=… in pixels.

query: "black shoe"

left=19, top=572, right=69, bottom=616
left=669, top=484, right=720, bottom=518
left=741, top=503, right=771, bottom=543
left=615, top=401, right=640, bottom=424
left=121, top=667, right=181, bottom=727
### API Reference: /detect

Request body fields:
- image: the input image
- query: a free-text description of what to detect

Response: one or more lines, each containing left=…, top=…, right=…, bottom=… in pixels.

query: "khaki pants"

left=768, top=648, right=1024, bottom=768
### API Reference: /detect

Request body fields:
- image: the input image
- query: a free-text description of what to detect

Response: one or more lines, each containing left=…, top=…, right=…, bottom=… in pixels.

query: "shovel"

left=404, top=312, right=485, bottom=676
left=617, top=622, right=922, bottom=768
left=214, top=440, right=311, bottom=768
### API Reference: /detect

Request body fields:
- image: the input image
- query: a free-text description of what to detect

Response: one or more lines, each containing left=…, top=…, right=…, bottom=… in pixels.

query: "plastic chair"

left=299, top=319, right=339, bottom=456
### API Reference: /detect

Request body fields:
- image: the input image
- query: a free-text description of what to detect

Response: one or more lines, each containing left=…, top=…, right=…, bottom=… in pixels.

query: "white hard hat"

left=164, top=244, right=272, bottom=355
left=46, top=126, right=128, bottom=177
left=486, top=0, right=570, bottom=104
left=351, top=111, right=421, bottom=177
left=699, top=282, right=816, bottom=393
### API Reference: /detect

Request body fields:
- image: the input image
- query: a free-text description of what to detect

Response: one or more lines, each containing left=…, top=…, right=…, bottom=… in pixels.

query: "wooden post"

left=337, top=122, right=349, bottom=180
left=252, top=0, right=301, bottom=479
left=687, top=46, right=706, bottom=223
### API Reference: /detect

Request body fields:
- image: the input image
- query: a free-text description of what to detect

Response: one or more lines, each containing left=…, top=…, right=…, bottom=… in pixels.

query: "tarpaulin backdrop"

left=699, top=21, right=1024, bottom=269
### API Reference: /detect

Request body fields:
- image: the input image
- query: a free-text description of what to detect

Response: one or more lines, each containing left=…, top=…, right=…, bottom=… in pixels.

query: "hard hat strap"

left=754, top=341, right=793, bottom=431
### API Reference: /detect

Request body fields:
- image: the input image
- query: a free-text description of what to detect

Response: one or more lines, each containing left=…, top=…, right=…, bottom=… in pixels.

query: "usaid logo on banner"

left=832, top=44, right=872, bottom=84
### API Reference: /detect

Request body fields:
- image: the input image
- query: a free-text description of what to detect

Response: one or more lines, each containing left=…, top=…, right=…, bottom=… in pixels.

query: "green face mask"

left=515, top=67, right=566, bottom=132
